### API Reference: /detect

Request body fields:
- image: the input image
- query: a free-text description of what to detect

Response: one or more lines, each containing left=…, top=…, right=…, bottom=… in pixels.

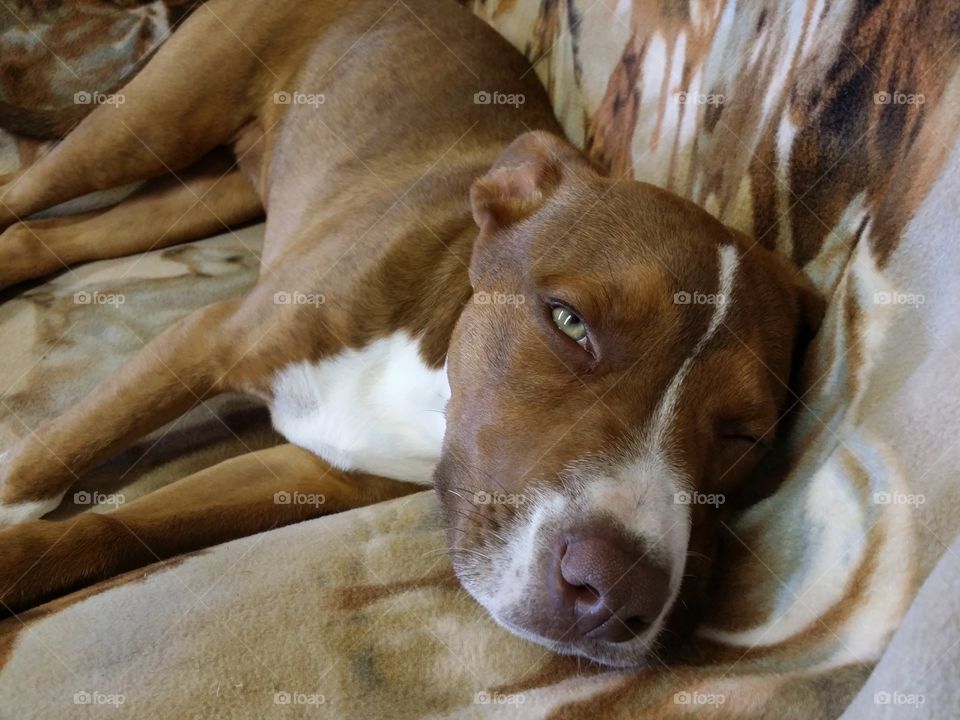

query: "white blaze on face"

left=463, top=243, right=741, bottom=663
left=647, top=242, right=740, bottom=450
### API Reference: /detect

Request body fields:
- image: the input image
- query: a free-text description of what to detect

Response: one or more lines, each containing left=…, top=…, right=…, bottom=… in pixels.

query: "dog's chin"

left=493, top=615, right=664, bottom=669
left=451, top=562, right=664, bottom=669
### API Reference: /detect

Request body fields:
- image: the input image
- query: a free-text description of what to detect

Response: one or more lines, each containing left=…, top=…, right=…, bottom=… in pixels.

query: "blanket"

left=1, top=1, right=958, bottom=717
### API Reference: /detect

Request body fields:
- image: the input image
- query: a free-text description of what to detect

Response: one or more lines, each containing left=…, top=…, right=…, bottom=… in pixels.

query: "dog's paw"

left=0, top=498, right=61, bottom=529
left=0, top=517, right=73, bottom=613
left=0, top=221, right=39, bottom=290
left=0, top=452, right=62, bottom=529
left=0, top=181, right=20, bottom=231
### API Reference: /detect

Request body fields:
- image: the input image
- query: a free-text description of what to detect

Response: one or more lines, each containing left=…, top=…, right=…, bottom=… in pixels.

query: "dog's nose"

left=554, top=535, right=670, bottom=643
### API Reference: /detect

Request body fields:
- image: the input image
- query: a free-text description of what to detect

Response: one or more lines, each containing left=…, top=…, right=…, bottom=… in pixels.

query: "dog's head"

left=435, top=131, right=823, bottom=668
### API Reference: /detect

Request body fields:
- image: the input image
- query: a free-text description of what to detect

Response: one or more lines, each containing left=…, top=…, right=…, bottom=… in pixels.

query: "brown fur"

left=0, top=0, right=820, bottom=659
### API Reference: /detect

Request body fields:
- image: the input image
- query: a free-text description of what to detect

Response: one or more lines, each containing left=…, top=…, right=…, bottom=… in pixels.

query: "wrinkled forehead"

left=523, top=181, right=739, bottom=285
left=521, top=185, right=744, bottom=334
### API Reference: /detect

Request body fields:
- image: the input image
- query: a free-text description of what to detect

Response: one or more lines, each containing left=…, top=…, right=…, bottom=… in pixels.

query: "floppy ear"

left=469, top=131, right=592, bottom=234
left=748, top=236, right=825, bottom=351
left=729, top=257, right=825, bottom=508
left=794, top=273, right=826, bottom=350
left=762, top=250, right=826, bottom=410
left=777, top=255, right=826, bottom=353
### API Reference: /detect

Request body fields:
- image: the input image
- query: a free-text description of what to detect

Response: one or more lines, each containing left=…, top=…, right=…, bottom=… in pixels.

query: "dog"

left=0, top=0, right=822, bottom=668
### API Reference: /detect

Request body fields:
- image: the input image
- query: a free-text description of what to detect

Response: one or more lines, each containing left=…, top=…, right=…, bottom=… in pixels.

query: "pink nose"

left=553, top=534, right=670, bottom=643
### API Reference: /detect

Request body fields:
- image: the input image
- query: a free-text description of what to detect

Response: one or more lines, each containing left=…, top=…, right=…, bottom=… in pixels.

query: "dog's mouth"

left=436, top=473, right=692, bottom=668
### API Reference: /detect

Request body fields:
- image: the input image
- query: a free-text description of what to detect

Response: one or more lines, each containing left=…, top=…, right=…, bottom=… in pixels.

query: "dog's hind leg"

left=0, top=0, right=274, bottom=227
left=0, top=296, right=247, bottom=525
left=0, top=151, right=263, bottom=289
left=0, top=443, right=423, bottom=613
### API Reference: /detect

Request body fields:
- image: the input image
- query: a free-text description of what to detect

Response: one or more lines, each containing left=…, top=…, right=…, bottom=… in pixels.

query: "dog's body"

left=0, top=0, right=820, bottom=667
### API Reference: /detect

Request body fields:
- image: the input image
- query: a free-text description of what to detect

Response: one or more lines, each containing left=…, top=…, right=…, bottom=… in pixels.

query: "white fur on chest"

left=269, top=332, right=449, bottom=484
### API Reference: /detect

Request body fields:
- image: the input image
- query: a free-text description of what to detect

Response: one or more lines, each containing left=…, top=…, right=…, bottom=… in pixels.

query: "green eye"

left=552, top=305, right=588, bottom=346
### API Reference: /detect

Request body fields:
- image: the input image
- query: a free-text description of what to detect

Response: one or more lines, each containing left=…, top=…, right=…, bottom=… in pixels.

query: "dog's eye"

left=721, top=433, right=766, bottom=450
left=551, top=305, right=588, bottom=347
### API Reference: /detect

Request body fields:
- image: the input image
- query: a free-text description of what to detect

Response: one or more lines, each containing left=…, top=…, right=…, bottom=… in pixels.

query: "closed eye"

left=721, top=433, right=769, bottom=450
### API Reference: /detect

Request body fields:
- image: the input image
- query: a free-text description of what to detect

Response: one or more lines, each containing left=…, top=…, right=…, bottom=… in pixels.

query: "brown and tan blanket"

left=1, top=1, right=958, bottom=717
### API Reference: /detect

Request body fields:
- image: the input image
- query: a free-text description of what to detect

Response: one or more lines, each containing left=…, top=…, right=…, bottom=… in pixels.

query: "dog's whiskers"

left=446, top=547, right=495, bottom=562
left=443, top=516, right=508, bottom=548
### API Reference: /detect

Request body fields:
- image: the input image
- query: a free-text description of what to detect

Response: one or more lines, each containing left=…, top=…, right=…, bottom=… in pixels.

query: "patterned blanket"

left=1, top=1, right=958, bottom=717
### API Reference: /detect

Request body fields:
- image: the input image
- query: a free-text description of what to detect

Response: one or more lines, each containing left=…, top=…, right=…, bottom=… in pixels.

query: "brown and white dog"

left=0, top=0, right=822, bottom=668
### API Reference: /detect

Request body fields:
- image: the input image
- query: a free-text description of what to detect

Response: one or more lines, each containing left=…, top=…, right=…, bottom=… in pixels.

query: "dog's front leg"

left=0, top=443, right=422, bottom=614
left=0, top=152, right=262, bottom=290
left=0, top=298, right=242, bottom=525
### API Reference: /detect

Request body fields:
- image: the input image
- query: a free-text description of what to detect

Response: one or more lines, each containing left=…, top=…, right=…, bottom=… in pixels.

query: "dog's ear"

left=470, top=131, right=593, bottom=233
left=795, top=273, right=826, bottom=350
left=776, top=254, right=826, bottom=355
left=747, top=237, right=825, bottom=354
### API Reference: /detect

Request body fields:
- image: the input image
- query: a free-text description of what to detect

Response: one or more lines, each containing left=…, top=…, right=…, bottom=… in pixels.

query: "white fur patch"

left=649, top=242, right=739, bottom=448
left=269, top=332, right=449, bottom=485
left=0, top=451, right=63, bottom=527
left=0, top=496, right=61, bottom=528
left=33, top=181, right=146, bottom=219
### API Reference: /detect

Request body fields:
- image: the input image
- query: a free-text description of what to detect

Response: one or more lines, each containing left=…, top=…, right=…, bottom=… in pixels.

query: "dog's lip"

left=580, top=609, right=651, bottom=643
left=492, top=614, right=655, bottom=668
